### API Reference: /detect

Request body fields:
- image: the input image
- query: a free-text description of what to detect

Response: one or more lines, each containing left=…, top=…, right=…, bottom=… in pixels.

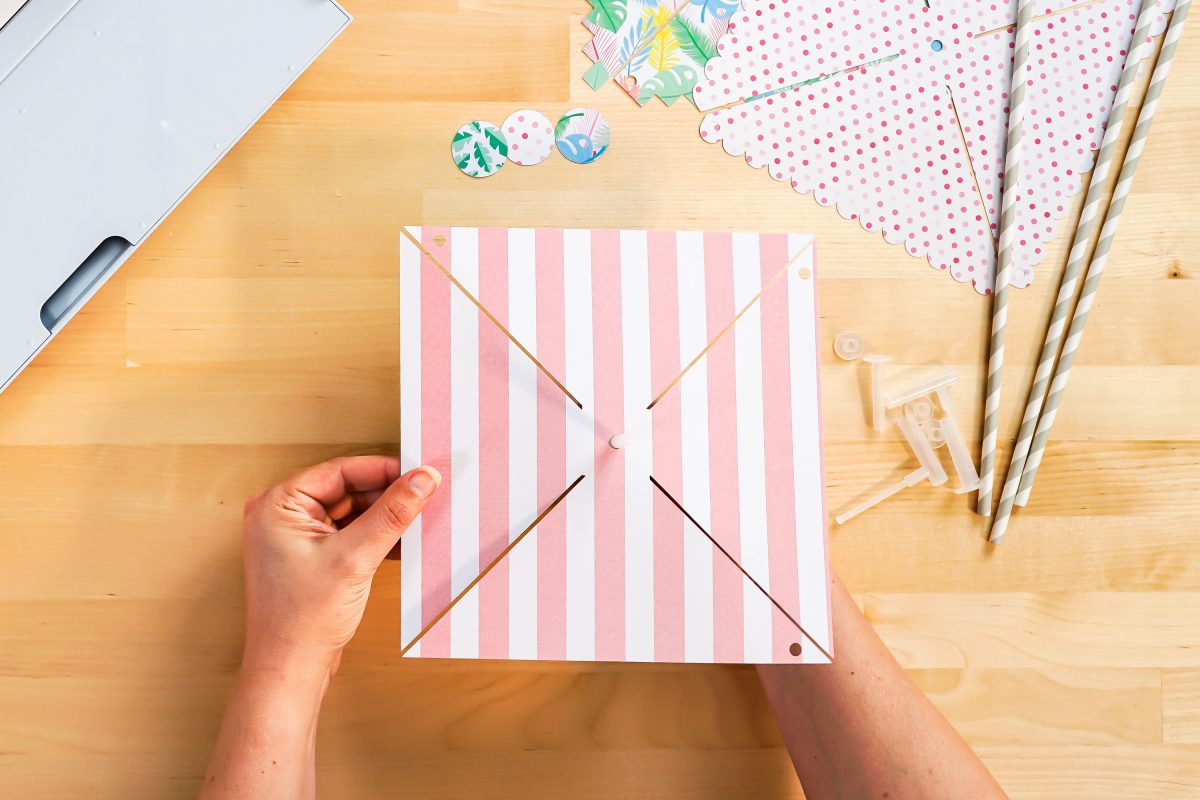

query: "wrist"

left=241, top=633, right=338, bottom=689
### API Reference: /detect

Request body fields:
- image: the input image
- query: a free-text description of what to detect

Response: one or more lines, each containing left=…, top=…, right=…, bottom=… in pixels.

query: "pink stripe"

left=420, top=226, right=453, bottom=657
left=647, top=231, right=684, bottom=662
left=591, top=229, right=625, bottom=661
left=702, top=232, right=744, bottom=663
left=535, top=228, right=567, bottom=660
left=757, top=233, right=802, bottom=661
left=476, top=228, right=510, bottom=659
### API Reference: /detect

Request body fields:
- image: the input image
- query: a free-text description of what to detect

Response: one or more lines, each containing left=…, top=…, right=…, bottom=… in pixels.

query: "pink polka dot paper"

left=502, top=109, right=554, bottom=166
left=694, top=0, right=1175, bottom=294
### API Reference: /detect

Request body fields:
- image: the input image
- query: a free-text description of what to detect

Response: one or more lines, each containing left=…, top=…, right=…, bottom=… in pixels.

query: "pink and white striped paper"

left=400, top=226, right=832, bottom=664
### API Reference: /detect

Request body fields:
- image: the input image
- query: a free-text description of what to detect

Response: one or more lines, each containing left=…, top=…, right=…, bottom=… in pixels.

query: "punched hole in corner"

left=40, top=236, right=131, bottom=331
left=789, top=642, right=802, bottom=657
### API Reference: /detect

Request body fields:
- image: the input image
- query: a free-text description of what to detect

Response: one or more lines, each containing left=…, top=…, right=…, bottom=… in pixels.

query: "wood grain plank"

left=1163, top=669, right=1200, bottom=744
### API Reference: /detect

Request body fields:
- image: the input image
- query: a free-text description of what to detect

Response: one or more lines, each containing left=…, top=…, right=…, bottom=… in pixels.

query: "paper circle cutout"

left=502, top=110, right=553, bottom=166
left=554, top=107, right=610, bottom=165
left=451, top=121, right=507, bottom=178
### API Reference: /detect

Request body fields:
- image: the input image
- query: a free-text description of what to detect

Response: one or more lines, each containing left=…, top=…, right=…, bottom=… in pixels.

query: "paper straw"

left=977, top=0, right=1035, bottom=516
left=987, top=0, right=1161, bottom=543
left=1009, top=0, right=1192, bottom=511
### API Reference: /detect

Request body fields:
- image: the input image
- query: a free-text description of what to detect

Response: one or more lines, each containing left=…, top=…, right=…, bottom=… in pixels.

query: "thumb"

left=343, top=466, right=441, bottom=565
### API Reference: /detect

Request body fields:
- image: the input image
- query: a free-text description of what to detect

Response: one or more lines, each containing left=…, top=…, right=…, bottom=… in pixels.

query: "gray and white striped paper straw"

left=978, top=0, right=1035, bottom=517
left=987, top=0, right=1161, bottom=543
left=1013, top=0, right=1192, bottom=510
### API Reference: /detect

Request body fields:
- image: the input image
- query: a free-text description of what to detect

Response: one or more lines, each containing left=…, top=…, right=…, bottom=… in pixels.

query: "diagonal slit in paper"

left=400, top=474, right=587, bottom=656
left=401, top=226, right=584, bottom=410
left=649, top=475, right=833, bottom=662
left=647, top=237, right=812, bottom=410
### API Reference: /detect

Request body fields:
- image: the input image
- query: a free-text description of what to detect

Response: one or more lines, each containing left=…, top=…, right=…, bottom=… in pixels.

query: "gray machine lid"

left=0, top=0, right=349, bottom=392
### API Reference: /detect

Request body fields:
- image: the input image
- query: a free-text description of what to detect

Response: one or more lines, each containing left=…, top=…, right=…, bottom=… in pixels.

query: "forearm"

left=200, top=648, right=330, bottom=800
left=757, top=576, right=1006, bottom=799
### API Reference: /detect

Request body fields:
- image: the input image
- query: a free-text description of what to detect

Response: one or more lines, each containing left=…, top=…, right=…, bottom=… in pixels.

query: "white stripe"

left=676, top=230, right=715, bottom=663
left=399, top=227, right=423, bottom=656
left=731, top=232, right=772, bottom=663
left=507, top=228, right=539, bottom=660
left=449, top=228, right=480, bottom=658
left=563, top=229, right=596, bottom=661
left=787, top=235, right=831, bottom=662
left=620, top=229, right=654, bottom=661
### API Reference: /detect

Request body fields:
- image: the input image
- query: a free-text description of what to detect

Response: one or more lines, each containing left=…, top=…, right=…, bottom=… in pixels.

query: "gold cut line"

left=400, top=474, right=587, bottom=657
left=947, top=86, right=998, bottom=249
left=646, top=238, right=813, bottom=411
left=401, top=227, right=583, bottom=410
left=650, top=475, right=834, bottom=663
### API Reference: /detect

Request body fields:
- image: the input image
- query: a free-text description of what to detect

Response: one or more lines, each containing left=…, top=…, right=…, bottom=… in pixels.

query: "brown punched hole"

left=789, top=642, right=802, bottom=657
left=797, top=267, right=812, bottom=280
left=433, top=234, right=447, bottom=247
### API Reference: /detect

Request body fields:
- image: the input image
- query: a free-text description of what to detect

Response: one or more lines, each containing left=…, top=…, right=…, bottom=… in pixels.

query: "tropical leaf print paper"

left=646, top=6, right=681, bottom=71
left=689, top=0, right=738, bottom=23
left=451, top=121, right=508, bottom=178
left=586, top=0, right=628, bottom=32
left=555, top=107, right=611, bottom=164
left=637, top=63, right=700, bottom=106
left=582, top=0, right=729, bottom=106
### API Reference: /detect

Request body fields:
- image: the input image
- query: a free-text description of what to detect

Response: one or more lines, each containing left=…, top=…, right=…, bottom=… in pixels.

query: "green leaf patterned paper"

left=583, top=60, right=611, bottom=91
left=670, top=15, right=717, bottom=66
left=585, top=0, right=628, bottom=33
left=451, top=121, right=508, bottom=178
left=636, top=64, right=699, bottom=106
left=581, top=0, right=731, bottom=107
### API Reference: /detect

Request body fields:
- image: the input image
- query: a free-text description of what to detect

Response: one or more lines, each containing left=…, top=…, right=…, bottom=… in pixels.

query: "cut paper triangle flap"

left=405, top=478, right=830, bottom=663
left=649, top=234, right=825, bottom=643
left=399, top=226, right=588, bottom=654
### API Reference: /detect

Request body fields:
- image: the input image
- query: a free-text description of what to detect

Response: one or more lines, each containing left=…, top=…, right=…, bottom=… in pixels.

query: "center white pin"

left=608, top=433, right=628, bottom=450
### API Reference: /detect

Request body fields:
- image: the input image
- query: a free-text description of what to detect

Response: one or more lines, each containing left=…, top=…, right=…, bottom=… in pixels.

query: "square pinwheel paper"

left=399, top=226, right=832, bottom=664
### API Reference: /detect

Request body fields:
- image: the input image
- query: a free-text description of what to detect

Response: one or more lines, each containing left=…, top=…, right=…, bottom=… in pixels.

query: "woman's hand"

left=202, top=456, right=439, bottom=800
left=240, top=455, right=440, bottom=678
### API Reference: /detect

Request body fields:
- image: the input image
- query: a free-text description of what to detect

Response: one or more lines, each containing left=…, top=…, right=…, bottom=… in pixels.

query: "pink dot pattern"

left=694, top=0, right=1175, bottom=293
left=503, top=109, right=555, bottom=166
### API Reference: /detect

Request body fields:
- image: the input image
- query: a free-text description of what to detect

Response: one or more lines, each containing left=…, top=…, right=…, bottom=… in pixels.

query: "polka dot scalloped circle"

left=693, top=0, right=1176, bottom=294
left=502, top=110, right=555, bottom=166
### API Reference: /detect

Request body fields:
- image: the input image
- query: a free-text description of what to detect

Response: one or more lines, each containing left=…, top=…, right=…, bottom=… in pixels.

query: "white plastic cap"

left=905, top=396, right=934, bottom=424
left=834, top=331, right=863, bottom=361
left=921, top=419, right=946, bottom=448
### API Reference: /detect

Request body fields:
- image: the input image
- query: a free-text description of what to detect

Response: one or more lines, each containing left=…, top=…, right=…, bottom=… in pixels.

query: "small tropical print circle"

left=452, top=121, right=508, bottom=178
left=502, top=110, right=554, bottom=166
left=554, top=107, right=611, bottom=165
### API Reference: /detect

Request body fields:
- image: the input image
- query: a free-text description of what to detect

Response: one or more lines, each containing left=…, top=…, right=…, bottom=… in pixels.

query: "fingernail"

left=408, top=466, right=441, bottom=499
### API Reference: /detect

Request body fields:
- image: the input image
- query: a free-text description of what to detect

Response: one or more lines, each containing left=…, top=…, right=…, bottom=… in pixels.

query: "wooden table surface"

left=2, top=1, right=1198, bottom=797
